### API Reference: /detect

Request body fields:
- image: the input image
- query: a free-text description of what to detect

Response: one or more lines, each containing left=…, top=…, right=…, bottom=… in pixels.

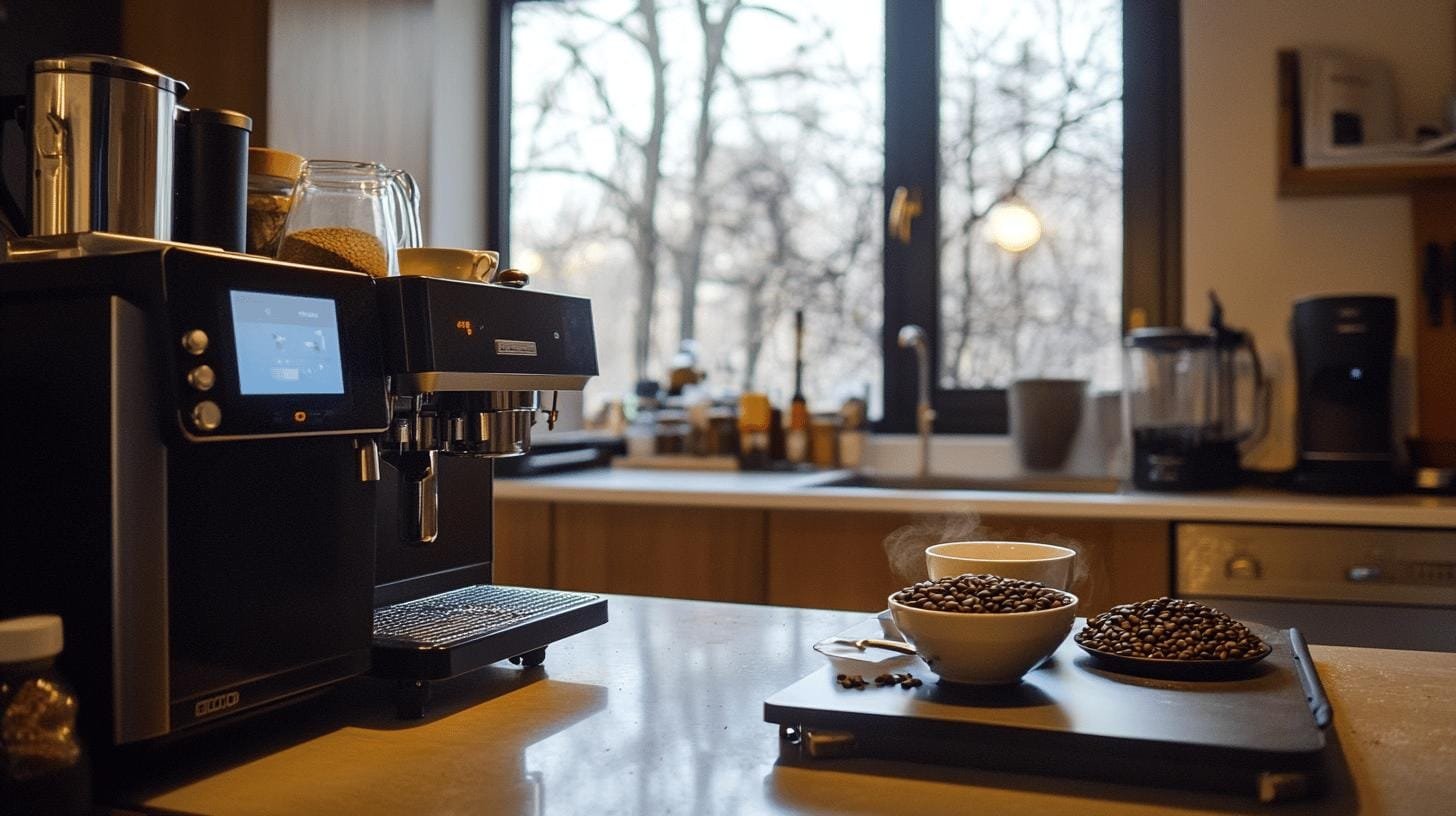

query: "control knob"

left=191, top=400, right=222, bottom=431
left=180, top=329, right=209, bottom=356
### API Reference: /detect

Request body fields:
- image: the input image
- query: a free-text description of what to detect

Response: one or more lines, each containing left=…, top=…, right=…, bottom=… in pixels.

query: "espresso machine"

left=0, top=235, right=606, bottom=751
left=0, top=54, right=605, bottom=796
left=368, top=273, right=606, bottom=717
left=0, top=240, right=390, bottom=757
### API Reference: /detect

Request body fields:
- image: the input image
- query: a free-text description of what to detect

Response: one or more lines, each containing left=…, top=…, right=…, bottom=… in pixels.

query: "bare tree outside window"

left=939, top=0, right=1123, bottom=390
left=511, top=0, right=884, bottom=413
left=510, top=0, right=1124, bottom=417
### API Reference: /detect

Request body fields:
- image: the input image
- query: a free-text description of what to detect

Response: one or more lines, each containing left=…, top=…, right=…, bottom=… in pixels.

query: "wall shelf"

left=1276, top=50, right=1456, bottom=197
left=1279, top=162, right=1456, bottom=197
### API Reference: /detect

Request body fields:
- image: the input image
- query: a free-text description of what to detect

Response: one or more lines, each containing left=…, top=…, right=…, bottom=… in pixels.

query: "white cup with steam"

left=924, top=541, right=1076, bottom=589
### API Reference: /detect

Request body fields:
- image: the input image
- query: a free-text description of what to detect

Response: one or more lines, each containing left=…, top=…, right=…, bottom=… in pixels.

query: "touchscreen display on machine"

left=229, top=290, right=346, bottom=395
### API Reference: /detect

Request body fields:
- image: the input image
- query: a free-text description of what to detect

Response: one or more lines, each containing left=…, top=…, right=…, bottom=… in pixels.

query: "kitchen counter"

left=496, top=467, right=1456, bottom=528
left=130, top=595, right=1456, bottom=815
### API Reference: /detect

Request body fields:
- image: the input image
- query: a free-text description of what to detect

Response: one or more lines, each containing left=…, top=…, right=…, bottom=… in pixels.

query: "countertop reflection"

left=130, top=595, right=1455, bottom=816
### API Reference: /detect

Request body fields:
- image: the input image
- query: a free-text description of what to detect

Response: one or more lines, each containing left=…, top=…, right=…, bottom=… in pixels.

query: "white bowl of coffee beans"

left=888, top=573, right=1077, bottom=685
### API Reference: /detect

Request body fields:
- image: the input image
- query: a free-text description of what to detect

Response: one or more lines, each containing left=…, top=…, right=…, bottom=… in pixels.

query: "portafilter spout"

left=381, top=390, right=547, bottom=545
left=391, top=449, right=439, bottom=544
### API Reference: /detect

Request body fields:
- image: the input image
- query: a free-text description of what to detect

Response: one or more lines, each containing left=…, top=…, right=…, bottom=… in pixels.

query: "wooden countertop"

left=127, top=595, right=1455, bottom=815
left=495, top=468, right=1456, bottom=528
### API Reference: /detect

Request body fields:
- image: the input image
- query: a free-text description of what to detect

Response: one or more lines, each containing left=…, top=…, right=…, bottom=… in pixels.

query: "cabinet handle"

left=1346, top=565, right=1382, bottom=582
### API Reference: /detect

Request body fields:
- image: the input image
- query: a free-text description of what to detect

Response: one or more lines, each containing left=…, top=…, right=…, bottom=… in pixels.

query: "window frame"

left=488, top=0, right=1182, bottom=433
left=881, top=0, right=1182, bottom=434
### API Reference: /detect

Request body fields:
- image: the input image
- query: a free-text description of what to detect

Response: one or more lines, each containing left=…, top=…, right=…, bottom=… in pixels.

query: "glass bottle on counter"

left=738, top=393, right=773, bottom=469
left=0, top=615, right=89, bottom=816
left=624, top=380, right=662, bottom=459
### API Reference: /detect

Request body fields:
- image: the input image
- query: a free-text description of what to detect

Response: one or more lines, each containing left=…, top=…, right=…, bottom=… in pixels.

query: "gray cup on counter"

left=1009, top=378, right=1088, bottom=471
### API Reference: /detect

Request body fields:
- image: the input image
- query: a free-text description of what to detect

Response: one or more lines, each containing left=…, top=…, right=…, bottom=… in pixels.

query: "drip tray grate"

left=374, top=585, right=600, bottom=648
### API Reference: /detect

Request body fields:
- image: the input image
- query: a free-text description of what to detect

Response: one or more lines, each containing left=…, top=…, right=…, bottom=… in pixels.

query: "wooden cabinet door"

left=767, top=511, right=910, bottom=611
left=553, top=503, right=768, bottom=603
left=493, top=499, right=554, bottom=588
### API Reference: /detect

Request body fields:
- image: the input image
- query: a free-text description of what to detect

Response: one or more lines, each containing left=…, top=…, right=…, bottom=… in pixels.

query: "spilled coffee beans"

left=836, top=672, right=921, bottom=690
left=874, top=672, right=923, bottom=689
left=1075, top=597, right=1268, bottom=661
left=891, top=574, right=1074, bottom=614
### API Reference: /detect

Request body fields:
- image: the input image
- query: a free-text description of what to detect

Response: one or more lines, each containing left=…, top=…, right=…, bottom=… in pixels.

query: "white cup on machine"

left=397, top=247, right=500, bottom=282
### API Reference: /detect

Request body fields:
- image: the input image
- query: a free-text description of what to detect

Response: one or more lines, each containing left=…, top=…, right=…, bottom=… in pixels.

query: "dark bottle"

left=0, top=615, right=90, bottom=816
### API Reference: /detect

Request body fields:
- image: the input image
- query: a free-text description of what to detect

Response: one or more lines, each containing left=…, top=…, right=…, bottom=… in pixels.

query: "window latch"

left=889, top=185, right=922, bottom=244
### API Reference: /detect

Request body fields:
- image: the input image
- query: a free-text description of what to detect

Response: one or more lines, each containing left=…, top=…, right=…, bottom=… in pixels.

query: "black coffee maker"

left=1289, top=294, right=1400, bottom=493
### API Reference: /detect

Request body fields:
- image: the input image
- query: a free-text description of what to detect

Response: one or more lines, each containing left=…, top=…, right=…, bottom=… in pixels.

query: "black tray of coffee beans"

left=1074, top=597, right=1272, bottom=679
left=765, top=615, right=1330, bottom=803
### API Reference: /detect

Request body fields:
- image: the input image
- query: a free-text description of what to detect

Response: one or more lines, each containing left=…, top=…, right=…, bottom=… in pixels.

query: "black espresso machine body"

left=1290, top=294, right=1400, bottom=493
left=0, top=246, right=389, bottom=749
left=372, top=276, right=597, bottom=604
left=368, top=276, right=608, bottom=713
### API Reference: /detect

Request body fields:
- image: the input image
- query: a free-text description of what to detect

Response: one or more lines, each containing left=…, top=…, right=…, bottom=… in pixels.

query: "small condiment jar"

left=245, top=147, right=304, bottom=256
left=0, top=615, right=90, bottom=815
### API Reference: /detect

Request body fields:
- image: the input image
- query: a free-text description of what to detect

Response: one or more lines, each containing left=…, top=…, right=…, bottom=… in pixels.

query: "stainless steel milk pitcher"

left=11, top=55, right=189, bottom=240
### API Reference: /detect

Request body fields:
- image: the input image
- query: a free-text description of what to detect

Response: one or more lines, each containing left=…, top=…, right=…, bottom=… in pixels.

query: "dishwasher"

left=1175, top=523, right=1456, bottom=652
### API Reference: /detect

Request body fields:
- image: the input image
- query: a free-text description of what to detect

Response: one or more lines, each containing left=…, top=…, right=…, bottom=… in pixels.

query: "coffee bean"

left=892, top=574, right=1074, bottom=615
left=1075, top=597, right=1268, bottom=662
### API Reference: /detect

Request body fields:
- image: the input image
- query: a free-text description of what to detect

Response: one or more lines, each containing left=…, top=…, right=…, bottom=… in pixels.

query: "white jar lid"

left=0, top=615, right=64, bottom=663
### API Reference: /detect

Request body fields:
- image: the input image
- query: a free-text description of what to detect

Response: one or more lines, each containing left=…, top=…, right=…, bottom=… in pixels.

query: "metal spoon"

left=822, top=637, right=917, bottom=656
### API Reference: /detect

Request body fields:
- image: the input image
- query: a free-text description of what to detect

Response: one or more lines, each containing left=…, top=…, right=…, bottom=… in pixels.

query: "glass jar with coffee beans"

left=1075, top=597, right=1269, bottom=661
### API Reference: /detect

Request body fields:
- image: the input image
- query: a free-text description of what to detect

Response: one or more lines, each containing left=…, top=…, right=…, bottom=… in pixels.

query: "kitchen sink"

left=811, top=474, right=1123, bottom=494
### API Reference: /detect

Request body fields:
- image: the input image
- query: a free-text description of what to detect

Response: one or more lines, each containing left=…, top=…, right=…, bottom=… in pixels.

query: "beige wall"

left=122, top=0, right=270, bottom=143
left=267, top=0, right=489, bottom=248
left=1182, top=0, right=1453, bottom=469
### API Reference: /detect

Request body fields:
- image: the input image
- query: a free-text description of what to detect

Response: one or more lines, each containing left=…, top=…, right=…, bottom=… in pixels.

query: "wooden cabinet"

left=765, top=511, right=908, bottom=611
left=521, top=502, right=769, bottom=603
left=492, top=499, right=553, bottom=588
left=494, top=499, right=1170, bottom=613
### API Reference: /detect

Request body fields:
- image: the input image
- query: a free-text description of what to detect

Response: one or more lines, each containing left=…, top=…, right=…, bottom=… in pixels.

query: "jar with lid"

left=245, top=147, right=304, bottom=256
left=0, top=615, right=89, bottom=816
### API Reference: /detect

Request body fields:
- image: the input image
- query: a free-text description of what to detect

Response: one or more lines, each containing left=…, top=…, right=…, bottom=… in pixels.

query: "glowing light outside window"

left=985, top=202, right=1043, bottom=254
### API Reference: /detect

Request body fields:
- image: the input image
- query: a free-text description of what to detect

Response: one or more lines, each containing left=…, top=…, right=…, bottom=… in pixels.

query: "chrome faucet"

left=897, top=324, right=936, bottom=479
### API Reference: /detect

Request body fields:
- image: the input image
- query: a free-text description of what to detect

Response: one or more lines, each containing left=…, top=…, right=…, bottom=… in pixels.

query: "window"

left=490, top=1, right=1180, bottom=432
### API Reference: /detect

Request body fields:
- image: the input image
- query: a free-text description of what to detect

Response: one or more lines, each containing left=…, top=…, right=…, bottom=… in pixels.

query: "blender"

left=1123, top=294, right=1266, bottom=490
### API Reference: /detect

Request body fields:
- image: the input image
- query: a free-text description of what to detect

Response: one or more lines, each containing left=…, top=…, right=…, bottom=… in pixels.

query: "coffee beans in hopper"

left=891, top=574, right=1074, bottom=614
left=1075, top=597, right=1269, bottom=661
